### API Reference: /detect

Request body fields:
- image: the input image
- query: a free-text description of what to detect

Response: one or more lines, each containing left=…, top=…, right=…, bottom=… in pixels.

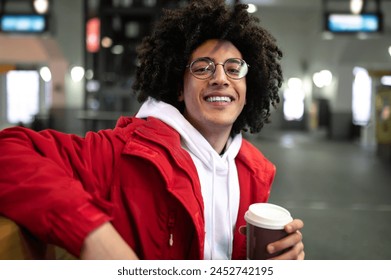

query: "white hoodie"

left=136, top=98, right=242, bottom=259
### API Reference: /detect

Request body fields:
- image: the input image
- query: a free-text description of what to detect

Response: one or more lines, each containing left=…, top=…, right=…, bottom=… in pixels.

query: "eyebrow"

left=194, top=56, right=214, bottom=61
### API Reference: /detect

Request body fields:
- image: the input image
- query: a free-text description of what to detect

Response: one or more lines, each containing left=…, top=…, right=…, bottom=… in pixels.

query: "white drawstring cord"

left=227, top=158, right=234, bottom=258
left=210, top=154, right=216, bottom=259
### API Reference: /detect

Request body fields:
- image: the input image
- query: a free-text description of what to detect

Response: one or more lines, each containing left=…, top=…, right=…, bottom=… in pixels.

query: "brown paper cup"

left=244, top=203, right=293, bottom=259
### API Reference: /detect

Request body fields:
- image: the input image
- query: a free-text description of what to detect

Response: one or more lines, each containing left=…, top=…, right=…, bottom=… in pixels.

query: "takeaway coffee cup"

left=244, top=203, right=293, bottom=259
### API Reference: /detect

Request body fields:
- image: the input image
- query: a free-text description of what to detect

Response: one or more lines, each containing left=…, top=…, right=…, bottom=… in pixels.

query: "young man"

left=0, top=0, right=304, bottom=260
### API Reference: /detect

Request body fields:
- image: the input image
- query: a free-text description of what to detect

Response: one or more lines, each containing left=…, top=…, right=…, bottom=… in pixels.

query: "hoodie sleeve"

left=0, top=126, right=116, bottom=257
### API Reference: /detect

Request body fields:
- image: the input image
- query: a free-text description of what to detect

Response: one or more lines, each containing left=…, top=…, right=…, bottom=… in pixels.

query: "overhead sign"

left=0, top=14, right=48, bottom=33
left=325, top=13, right=382, bottom=33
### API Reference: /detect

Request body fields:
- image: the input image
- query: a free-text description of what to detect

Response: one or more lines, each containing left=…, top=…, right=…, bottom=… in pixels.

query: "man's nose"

left=210, top=64, right=229, bottom=85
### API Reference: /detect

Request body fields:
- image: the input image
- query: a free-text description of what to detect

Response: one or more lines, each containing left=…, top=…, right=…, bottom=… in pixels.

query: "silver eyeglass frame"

left=186, top=57, right=250, bottom=80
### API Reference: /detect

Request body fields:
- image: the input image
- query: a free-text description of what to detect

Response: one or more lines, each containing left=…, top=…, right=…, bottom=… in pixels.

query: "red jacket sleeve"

left=0, top=126, right=116, bottom=257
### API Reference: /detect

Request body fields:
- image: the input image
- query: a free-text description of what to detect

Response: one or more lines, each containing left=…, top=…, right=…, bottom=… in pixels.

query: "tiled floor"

left=246, top=128, right=391, bottom=260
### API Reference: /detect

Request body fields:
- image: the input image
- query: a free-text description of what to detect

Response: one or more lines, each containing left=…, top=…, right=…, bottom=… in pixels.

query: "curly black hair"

left=132, top=0, right=283, bottom=135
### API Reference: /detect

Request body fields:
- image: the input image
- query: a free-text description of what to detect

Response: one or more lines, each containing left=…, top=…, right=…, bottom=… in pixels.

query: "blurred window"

left=6, top=70, right=39, bottom=124
left=352, top=67, right=371, bottom=125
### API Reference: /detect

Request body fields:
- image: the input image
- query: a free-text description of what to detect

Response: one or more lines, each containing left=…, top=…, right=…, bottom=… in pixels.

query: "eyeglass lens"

left=190, top=58, right=248, bottom=80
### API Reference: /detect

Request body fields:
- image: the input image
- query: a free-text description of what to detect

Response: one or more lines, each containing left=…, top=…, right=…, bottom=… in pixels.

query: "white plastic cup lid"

left=244, top=203, right=293, bottom=230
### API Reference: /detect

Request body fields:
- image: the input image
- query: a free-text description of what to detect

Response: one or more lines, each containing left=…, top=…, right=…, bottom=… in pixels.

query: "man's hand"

left=267, top=219, right=305, bottom=260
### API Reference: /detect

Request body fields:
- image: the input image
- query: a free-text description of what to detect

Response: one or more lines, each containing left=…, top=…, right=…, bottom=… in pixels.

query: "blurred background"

left=0, top=0, right=390, bottom=259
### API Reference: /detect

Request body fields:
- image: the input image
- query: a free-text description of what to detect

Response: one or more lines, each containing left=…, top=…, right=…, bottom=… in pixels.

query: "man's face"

left=180, top=39, right=247, bottom=136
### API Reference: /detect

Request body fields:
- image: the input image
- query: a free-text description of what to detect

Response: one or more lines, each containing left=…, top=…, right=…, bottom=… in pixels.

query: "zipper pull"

left=169, top=233, right=174, bottom=247
left=168, top=211, right=176, bottom=247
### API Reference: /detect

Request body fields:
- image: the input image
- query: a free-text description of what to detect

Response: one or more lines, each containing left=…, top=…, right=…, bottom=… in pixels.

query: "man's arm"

left=80, top=222, right=139, bottom=260
left=0, top=127, right=116, bottom=257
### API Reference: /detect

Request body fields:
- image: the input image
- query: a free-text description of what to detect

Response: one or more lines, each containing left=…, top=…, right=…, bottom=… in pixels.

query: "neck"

left=198, top=127, right=231, bottom=154
left=182, top=110, right=232, bottom=154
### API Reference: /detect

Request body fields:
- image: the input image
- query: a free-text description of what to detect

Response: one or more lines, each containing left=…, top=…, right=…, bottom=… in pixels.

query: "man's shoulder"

left=239, top=138, right=268, bottom=160
left=237, top=138, right=275, bottom=171
left=114, top=116, right=179, bottom=140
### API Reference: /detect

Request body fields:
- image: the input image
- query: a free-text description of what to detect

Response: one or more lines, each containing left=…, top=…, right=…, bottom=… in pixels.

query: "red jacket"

left=0, top=116, right=275, bottom=259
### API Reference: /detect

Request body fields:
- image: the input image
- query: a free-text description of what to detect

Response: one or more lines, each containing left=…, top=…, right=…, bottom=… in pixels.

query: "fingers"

left=285, top=219, right=304, bottom=233
left=298, top=249, right=305, bottom=260
left=269, top=239, right=305, bottom=260
left=274, top=241, right=305, bottom=260
left=267, top=230, right=302, bottom=253
left=267, top=230, right=304, bottom=260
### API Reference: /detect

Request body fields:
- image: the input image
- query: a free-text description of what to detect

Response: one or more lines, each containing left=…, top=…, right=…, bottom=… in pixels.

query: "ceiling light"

left=381, top=76, right=391, bottom=86
left=70, top=66, right=85, bottom=82
left=33, top=0, right=50, bottom=14
left=287, top=77, right=303, bottom=90
left=313, top=70, right=332, bottom=88
left=39, top=66, right=51, bottom=82
left=101, top=37, right=113, bottom=48
left=247, top=4, right=257, bottom=14
left=111, top=45, right=124, bottom=55
left=350, top=0, right=364, bottom=15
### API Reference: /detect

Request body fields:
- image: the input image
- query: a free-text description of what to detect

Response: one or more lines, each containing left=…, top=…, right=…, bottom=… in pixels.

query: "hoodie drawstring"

left=210, top=155, right=216, bottom=259
left=227, top=158, right=234, bottom=258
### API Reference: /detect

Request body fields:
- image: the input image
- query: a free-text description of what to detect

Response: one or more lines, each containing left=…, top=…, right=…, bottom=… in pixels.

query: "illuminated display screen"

left=0, top=14, right=47, bottom=33
left=325, top=13, right=382, bottom=33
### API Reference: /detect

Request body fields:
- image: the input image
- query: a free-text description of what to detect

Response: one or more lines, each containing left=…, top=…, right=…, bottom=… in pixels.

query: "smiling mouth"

left=205, top=96, right=233, bottom=103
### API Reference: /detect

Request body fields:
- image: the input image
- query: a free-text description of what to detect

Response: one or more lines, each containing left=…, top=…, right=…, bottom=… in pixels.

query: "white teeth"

left=206, top=96, right=232, bottom=103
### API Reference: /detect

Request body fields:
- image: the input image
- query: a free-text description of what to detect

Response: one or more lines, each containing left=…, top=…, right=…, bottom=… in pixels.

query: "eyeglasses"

left=186, top=57, right=249, bottom=80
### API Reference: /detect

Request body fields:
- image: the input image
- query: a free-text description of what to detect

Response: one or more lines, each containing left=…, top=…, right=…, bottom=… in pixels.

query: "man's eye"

left=194, top=65, right=212, bottom=73
left=194, top=67, right=207, bottom=73
left=226, top=67, right=240, bottom=75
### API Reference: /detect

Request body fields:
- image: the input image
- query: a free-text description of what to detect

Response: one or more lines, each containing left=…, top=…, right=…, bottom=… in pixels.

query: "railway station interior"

left=0, top=0, right=391, bottom=260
